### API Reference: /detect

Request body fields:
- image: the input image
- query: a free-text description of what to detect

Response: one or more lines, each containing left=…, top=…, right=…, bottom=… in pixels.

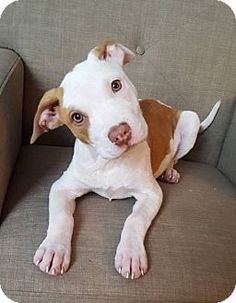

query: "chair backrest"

left=0, top=0, right=235, bottom=165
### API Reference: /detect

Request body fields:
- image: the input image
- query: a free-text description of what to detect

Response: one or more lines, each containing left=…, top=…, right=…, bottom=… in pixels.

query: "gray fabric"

left=1, top=145, right=235, bottom=303
left=0, top=48, right=23, bottom=216
left=0, top=48, right=19, bottom=88
left=0, top=0, right=235, bottom=165
left=0, top=1, right=236, bottom=302
left=218, top=102, right=236, bottom=186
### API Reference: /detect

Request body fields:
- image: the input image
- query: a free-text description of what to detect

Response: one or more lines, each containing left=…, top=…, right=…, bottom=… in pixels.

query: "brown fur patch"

left=31, top=87, right=90, bottom=144
left=94, top=41, right=131, bottom=65
left=123, top=53, right=131, bottom=65
left=30, top=87, right=64, bottom=144
left=94, top=40, right=114, bottom=60
left=140, top=99, right=181, bottom=175
left=59, top=106, right=90, bottom=144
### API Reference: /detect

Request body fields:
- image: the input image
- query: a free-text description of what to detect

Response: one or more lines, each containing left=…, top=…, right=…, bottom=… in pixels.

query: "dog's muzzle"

left=108, top=122, right=132, bottom=146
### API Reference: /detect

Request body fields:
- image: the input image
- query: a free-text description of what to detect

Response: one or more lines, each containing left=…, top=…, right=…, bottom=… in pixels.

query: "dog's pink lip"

left=112, top=136, right=145, bottom=156
left=127, top=140, right=133, bottom=147
left=116, top=139, right=132, bottom=149
left=119, top=140, right=136, bottom=154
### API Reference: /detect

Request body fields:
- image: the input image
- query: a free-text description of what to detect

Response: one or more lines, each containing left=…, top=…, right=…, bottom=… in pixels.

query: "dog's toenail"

left=61, top=268, right=64, bottom=275
left=35, top=260, right=40, bottom=266
left=126, top=272, right=130, bottom=279
left=118, top=267, right=122, bottom=274
left=131, top=273, right=135, bottom=279
left=52, top=268, right=55, bottom=275
left=46, top=266, right=49, bottom=273
left=141, top=269, right=144, bottom=276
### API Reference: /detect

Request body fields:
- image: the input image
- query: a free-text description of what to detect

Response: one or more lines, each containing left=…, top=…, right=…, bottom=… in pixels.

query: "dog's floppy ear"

left=88, top=41, right=135, bottom=66
left=30, top=87, right=63, bottom=144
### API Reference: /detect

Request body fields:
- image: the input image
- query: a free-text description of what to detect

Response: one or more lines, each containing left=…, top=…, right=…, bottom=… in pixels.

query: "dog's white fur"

left=61, top=58, right=148, bottom=159
left=32, top=43, right=220, bottom=279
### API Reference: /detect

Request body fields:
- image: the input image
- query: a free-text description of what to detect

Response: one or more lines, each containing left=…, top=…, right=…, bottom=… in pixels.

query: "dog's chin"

left=97, top=137, right=145, bottom=160
left=97, top=144, right=128, bottom=160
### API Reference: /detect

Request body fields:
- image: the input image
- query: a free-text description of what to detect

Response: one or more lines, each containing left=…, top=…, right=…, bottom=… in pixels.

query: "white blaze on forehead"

left=60, top=59, right=137, bottom=110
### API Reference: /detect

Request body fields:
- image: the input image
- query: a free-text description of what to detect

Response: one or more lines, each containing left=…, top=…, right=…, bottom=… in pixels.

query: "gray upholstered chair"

left=0, top=1, right=235, bottom=302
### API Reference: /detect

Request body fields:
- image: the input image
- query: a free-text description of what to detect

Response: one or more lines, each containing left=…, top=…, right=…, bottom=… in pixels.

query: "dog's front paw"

left=115, top=240, right=148, bottom=279
left=33, top=237, right=71, bottom=276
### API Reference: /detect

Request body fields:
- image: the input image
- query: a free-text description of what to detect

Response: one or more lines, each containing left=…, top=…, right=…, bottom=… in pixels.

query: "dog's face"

left=31, top=42, right=148, bottom=159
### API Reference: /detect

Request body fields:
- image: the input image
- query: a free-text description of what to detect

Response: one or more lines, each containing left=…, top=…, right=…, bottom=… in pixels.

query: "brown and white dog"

left=31, top=42, right=221, bottom=279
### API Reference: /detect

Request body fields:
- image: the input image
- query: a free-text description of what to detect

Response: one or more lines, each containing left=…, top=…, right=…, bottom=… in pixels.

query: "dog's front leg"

left=115, top=180, right=163, bottom=279
left=33, top=171, right=88, bottom=275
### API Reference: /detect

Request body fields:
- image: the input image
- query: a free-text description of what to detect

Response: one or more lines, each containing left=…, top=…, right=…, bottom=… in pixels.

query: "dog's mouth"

left=113, top=134, right=146, bottom=156
left=108, top=121, right=148, bottom=158
left=89, top=113, right=148, bottom=160
left=108, top=122, right=132, bottom=146
left=117, top=141, right=131, bottom=152
left=92, top=134, right=146, bottom=160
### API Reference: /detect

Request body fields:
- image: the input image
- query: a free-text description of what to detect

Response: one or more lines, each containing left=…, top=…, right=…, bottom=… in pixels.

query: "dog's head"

left=31, top=42, right=148, bottom=159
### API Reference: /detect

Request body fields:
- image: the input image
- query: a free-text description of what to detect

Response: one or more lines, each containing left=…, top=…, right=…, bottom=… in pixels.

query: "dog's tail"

left=199, top=100, right=221, bottom=134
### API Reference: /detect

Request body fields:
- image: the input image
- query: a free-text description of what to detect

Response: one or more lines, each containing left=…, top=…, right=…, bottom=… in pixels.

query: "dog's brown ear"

left=88, top=41, right=135, bottom=66
left=30, top=87, right=63, bottom=144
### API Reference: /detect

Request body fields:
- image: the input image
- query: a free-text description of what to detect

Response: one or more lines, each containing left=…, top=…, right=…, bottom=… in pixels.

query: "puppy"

left=31, top=41, right=220, bottom=279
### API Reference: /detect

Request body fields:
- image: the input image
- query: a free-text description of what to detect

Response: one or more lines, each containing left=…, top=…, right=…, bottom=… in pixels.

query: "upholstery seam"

left=0, top=53, right=21, bottom=96
left=217, top=166, right=236, bottom=187
left=216, top=100, right=236, bottom=168
left=215, top=14, right=235, bottom=168
left=0, top=46, right=21, bottom=58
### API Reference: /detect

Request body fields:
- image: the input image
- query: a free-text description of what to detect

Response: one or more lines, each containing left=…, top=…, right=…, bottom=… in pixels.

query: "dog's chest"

left=79, top=160, right=134, bottom=200
left=94, top=186, right=132, bottom=201
left=72, top=141, right=152, bottom=200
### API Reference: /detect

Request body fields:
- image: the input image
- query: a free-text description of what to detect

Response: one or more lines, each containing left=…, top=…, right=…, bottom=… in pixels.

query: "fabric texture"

left=0, top=145, right=235, bottom=303
left=0, top=48, right=23, bottom=215
left=0, top=1, right=236, bottom=302
left=218, top=103, right=236, bottom=186
left=0, top=48, right=19, bottom=88
left=0, top=0, right=235, bottom=165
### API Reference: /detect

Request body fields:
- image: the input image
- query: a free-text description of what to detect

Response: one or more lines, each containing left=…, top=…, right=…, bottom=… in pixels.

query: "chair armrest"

left=0, top=48, right=24, bottom=216
left=218, top=101, right=236, bottom=186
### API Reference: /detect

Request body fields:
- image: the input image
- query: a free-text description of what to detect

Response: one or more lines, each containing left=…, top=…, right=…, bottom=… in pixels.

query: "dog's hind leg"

left=159, top=111, right=200, bottom=184
left=173, top=111, right=200, bottom=160
left=158, top=158, right=180, bottom=184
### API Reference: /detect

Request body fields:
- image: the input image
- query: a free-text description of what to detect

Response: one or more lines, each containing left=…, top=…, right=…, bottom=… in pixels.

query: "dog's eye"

left=72, top=112, right=84, bottom=124
left=111, top=79, right=122, bottom=92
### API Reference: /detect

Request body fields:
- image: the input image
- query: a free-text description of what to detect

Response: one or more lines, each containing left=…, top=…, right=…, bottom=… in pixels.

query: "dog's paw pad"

left=115, top=241, right=148, bottom=279
left=159, top=168, right=180, bottom=184
left=33, top=240, right=71, bottom=276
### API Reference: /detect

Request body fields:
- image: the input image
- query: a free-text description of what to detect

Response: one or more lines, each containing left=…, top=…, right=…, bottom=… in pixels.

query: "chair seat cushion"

left=0, top=145, right=235, bottom=303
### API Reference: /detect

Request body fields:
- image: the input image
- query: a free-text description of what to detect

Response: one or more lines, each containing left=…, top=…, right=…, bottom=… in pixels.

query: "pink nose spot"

left=108, top=122, right=132, bottom=146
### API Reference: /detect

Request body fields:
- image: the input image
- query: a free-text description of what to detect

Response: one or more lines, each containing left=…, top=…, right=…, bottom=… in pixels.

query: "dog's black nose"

left=108, top=122, right=132, bottom=146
